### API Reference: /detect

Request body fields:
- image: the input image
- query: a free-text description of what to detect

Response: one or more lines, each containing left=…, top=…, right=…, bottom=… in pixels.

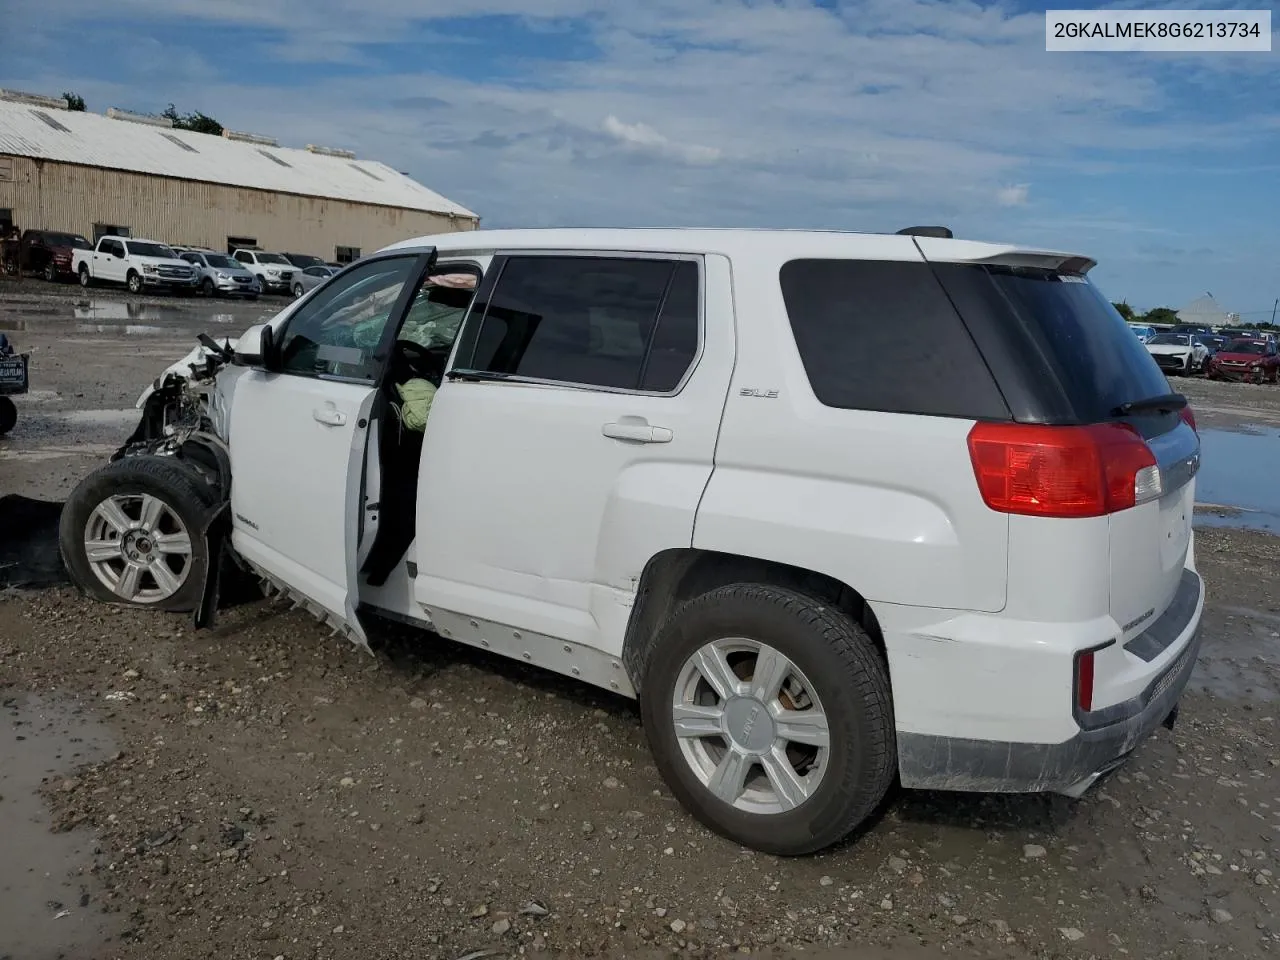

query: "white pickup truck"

left=73, top=237, right=200, bottom=294
left=231, top=248, right=297, bottom=296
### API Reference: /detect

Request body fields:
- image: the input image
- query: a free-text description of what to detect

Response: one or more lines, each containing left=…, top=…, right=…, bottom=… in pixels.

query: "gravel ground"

left=2, top=278, right=1279, bottom=960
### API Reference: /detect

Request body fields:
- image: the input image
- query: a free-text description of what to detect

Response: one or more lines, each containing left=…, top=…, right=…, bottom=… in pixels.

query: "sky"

left=1, top=0, right=1277, bottom=316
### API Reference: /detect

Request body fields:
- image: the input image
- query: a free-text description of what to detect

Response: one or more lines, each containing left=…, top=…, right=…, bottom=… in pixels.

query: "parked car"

left=232, top=249, right=297, bottom=295
left=73, top=237, right=200, bottom=294
left=1199, top=334, right=1227, bottom=356
left=1127, top=323, right=1156, bottom=342
left=18, top=229, right=92, bottom=282
left=291, top=264, right=341, bottom=299
left=1144, top=332, right=1210, bottom=375
left=1206, top=338, right=1280, bottom=384
left=281, top=252, right=329, bottom=272
left=56, top=227, right=1203, bottom=857
left=0, top=331, right=28, bottom=434
left=179, top=251, right=261, bottom=299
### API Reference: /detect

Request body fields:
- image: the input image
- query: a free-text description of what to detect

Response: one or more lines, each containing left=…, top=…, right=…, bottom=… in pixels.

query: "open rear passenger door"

left=226, top=248, right=436, bottom=647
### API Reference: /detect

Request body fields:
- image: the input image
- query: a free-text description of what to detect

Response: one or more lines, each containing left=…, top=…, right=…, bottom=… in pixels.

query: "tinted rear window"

left=982, top=267, right=1170, bottom=419
left=779, top=259, right=1009, bottom=419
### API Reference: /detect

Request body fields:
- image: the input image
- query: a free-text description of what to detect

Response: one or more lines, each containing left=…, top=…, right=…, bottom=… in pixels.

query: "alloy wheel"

left=671, top=637, right=830, bottom=815
left=83, top=493, right=193, bottom=603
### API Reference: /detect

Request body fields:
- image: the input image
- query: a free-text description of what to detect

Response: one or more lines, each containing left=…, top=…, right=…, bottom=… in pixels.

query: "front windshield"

left=50, top=233, right=91, bottom=249
left=128, top=241, right=177, bottom=259
left=205, top=254, right=236, bottom=269
left=287, top=253, right=326, bottom=268
left=1149, top=333, right=1189, bottom=346
left=257, top=253, right=290, bottom=265
left=1226, top=340, right=1266, bottom=355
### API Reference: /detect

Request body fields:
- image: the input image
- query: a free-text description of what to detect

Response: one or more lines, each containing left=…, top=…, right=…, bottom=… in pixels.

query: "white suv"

left=58, top=228, right=1204, bottom=856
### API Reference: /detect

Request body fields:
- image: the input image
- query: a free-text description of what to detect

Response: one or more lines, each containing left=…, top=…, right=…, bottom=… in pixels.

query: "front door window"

left=276, top=256, right=420, bottom=381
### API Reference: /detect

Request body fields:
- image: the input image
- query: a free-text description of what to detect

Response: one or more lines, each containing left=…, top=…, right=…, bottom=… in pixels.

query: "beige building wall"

left=0, top=156, right=478, bottom=259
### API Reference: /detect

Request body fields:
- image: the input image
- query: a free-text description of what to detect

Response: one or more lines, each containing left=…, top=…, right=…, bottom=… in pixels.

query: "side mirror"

left=232, top=323, right=277, bottom=370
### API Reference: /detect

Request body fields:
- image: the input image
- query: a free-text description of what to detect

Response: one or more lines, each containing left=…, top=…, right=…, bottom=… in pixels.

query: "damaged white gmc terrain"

left=59, top=228, right=1205, bottom=856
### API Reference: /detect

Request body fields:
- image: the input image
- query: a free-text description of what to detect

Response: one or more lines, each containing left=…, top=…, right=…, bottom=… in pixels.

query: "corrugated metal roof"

left=0, top=100, right=477, bottom=219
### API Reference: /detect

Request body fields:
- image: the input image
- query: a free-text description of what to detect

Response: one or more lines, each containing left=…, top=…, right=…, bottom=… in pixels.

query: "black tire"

left=202, top=278, right=215, bottom=298
left=292, top=283, right=304, bottom=299
left=640, top=583, right=895, bottom=856
left=0, top=396, right=16, bottom=435
left=127, top=271, right=143, bottom=294
left=59, top=456, right=215, bottom=613
left=44, top=261, right=57, bottom=283
left=79, top=265, right=92, bottom=287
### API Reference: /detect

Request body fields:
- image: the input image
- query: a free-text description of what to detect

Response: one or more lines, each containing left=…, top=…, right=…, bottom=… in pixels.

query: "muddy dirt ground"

left=2, top=278, right=1278, bottom=960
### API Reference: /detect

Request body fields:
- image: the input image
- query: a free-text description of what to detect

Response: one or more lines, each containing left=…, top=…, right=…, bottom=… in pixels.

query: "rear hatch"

left=916, top=240, right=1200, bottom=640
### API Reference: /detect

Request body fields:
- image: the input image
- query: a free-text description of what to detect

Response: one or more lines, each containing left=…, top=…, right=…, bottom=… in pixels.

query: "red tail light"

left=1075, top=649, right=1096, bottom=712
left=1179, top=406, right=1196, bottom=432
left=967, top=421, right=1159, bottom=518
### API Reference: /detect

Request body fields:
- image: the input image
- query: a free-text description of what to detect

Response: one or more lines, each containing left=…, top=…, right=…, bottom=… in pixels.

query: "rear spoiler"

left=911, top=237, right=1097, bottom=276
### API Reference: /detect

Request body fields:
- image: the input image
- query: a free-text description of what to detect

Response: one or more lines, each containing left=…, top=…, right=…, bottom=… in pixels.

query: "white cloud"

left=601, top=115, right=720, bottom=164
left=996, top=184, right=1030, bottom=207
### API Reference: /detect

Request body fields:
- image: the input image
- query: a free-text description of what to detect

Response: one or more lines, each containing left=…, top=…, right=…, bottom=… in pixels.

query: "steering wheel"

left=395, top=339, right=445, bottom=384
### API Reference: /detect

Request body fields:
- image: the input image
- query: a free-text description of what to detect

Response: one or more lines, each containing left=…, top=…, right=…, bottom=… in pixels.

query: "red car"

left=1207, top=338, right=1280, bottom=384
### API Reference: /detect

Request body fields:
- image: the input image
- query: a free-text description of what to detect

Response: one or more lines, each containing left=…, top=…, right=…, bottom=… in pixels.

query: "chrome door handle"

left=313, top=406, right=346, bottom=426
left=602, top=420, right=672, bottom=443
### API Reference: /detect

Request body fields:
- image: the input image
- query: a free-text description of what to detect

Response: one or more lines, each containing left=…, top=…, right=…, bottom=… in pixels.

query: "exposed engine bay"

left=111, top=334, right=238, bottom=495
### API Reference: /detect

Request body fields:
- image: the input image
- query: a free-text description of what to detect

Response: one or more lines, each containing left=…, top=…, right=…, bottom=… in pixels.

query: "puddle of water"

left=1194, top=426, right=1280, bottom=533
left=0, top=442, right=120, bottom=463
left=73, top=323, right=167, bottom=336
left=0, top=692, right=118, bottom=959
left=57, top=409, right=140, bottom=425
left=72, top=300, right=193, bottom=323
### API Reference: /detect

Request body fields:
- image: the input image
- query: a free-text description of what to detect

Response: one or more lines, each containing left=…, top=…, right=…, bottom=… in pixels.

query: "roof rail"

left=895, top=226, right=954, bottom=239
left=223, top=129, right=279, bottom=147
left=306, top=144, right=357, bottom=159
left=0, top=88, right=69, bottom=110
left=106, top=107, right=174, bottom=128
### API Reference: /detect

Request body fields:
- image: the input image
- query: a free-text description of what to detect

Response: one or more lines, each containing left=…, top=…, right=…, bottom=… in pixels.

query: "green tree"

left=162, top=103, right=223, bottom=136
left=1142, top=306, right=1179, bottom=326
left=1111, top=301, right=1136, bottom=322
left=62, top=91, right=86, bottom=111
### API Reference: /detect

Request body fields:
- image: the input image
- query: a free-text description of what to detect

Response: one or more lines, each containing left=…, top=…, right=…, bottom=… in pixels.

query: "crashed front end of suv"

left=60, top=335, right=246, bottom=628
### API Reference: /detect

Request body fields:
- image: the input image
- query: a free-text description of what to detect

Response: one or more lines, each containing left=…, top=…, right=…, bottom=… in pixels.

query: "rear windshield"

left=983, top=267, right=1170, bottom=418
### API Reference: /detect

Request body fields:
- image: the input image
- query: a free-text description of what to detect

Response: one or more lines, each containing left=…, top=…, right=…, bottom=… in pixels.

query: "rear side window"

left=779, top=259, right=1009, bottom=418
left=460, top=255, right=699, bottom=392
left=980, top=267, right=1169, bottom=420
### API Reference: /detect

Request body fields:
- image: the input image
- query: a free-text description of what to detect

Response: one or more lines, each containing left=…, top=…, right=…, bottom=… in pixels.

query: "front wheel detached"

left=640, top=583, right=896, bottom=856
left=59, top=456, right=215, bottom=612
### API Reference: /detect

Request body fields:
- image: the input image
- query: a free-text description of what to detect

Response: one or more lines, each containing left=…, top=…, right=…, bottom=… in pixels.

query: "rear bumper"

left=894, top=569, right=1204, bottom=796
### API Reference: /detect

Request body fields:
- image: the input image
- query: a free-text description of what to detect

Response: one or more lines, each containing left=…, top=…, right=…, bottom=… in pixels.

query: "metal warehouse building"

left=0, top=90, right=478, bottom=262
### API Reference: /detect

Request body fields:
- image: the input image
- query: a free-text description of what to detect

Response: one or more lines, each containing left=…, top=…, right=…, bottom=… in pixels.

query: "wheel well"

left=621, top=548, right=886, bottom=693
